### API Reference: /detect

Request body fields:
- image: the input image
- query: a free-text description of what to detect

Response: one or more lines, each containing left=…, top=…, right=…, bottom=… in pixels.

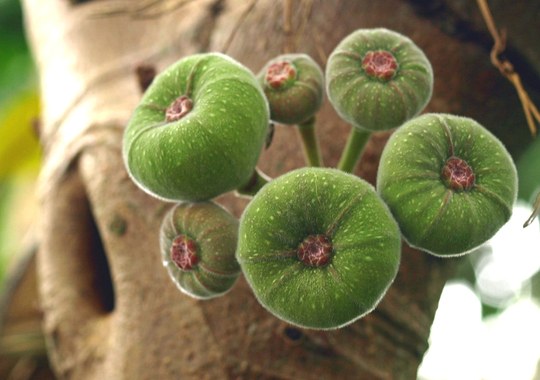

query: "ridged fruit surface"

left=258, top=53, right=324, bottom=125
left=123, top=53, right=269, bottom=201
left=237, top=167, right=401, bottom=329
left=377, top=113, right=517, bottom=256
left=326, top=28, right=433, bottom=131
left=160, top=202, right=241, bottom=299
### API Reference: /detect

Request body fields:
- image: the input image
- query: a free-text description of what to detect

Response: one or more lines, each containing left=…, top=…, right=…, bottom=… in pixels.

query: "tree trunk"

left=22, top=0, right=539, bottom=379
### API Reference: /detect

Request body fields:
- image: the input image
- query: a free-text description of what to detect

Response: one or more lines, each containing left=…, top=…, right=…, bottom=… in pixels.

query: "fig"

left=377, top=113, right=518, bottom=256
left=236, top=167, right=401, bottom=329
left=326, top=28, right=433, bottom=131
left=258, top=53, right=324, bottom=125
left=160, top=201, right=241, bottom=299
left=123, top=52, right=269, bottom=201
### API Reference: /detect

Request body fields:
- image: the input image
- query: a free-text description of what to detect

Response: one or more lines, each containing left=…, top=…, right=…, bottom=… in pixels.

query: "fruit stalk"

left=296, top=116, right=324, bottom=167
left=337, top=128, right=371, bottom=173
left=235, top=168, right=271, bottom=198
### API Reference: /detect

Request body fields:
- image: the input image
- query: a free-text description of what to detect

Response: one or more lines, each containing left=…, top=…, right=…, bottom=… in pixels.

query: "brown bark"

left=20, top=0, right=539, bottom=379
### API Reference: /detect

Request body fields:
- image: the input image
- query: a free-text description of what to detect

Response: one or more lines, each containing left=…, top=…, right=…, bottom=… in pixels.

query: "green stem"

left=235, top=168, right=271, bottom=198
left=296, top=117, right=323, bottom=167
left=337, top=127, right=372, bottom=173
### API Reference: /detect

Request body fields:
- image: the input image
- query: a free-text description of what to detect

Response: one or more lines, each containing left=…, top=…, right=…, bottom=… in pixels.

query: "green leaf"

left=0, top=0, right=35, bottom=105
left=0, top=90, right=41, bottom=178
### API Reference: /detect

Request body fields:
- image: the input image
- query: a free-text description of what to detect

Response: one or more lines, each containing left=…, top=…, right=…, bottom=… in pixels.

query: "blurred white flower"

left=475, top=201, right=540, bottom=307
left=419, top=202, right=540, bottom=380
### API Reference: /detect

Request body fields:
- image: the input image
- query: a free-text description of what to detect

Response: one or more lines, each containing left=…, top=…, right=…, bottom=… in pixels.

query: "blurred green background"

left=0, top=0, right=40, bottom=288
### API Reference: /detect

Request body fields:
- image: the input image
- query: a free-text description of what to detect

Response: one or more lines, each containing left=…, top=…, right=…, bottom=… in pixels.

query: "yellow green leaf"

left=0, top=89, right=41, bottom=179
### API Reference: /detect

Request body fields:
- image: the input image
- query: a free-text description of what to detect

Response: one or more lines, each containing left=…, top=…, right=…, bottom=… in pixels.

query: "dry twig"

left=476, top=0, right=539, bottom=137
left=523, top=192, right=540, bottom=228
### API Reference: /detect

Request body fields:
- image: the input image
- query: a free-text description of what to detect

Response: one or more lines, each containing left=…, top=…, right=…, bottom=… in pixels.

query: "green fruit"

left=258, top=53, right=324, bottom=125
left=236, top=167, right=401, bottom=330
left=326, top=28, right=433, bottom=131
left=377, top=113, right=518, bottom=256
left=160, top=201, right=241, bottom=299
left=123, top=52, right=269, bottom=201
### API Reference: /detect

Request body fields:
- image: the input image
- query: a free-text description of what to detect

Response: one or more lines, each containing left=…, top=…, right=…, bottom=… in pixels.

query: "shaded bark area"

left=0, top=247, right=55, bottom=380
left=21, top=0, right=538, bottom=379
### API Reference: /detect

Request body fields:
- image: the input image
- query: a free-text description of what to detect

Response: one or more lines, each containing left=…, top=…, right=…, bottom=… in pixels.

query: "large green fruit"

left=377, top=113, right=518, bottom=256
left=326, top=28, right=433, bottom=131
left=123, top=53, right=269, bottom=201
left=160, top=201, right=241, bottom=299
left=237, top=167, right=401, bottom=330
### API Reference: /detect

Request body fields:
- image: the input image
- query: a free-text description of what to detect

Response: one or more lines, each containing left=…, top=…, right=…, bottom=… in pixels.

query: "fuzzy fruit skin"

left=160, top=201, right=241, bottom=299
left=258, top=54, right=324, bottom=125
left=123, top=53, right=269, bottom=202
left=377, top=113, right=517, bottom=256
left=326, top=28, right=433, bottom=131
left=237, top=167, right=401, bottom=330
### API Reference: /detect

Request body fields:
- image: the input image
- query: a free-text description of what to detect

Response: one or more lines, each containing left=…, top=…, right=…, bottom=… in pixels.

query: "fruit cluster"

left=123, top=28, right=517, bottom=329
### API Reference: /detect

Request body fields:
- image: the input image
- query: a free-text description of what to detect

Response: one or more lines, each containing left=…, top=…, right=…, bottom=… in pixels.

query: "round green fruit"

left=160, top=201, right=241, bottom=299
left=123, top=52, right=269, bottom=201
left=376, top=113, right=518, bottom=256
left=258, top=53, right=324, bottom=125
left=236, top=167, right=401, bottom=330
left=326, top=28, right=433, bottom=131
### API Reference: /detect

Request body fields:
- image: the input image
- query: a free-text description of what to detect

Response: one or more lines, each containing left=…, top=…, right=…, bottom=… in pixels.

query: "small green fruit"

left=160, top=201, right=241, bottom=299
left=377, top=113, right=518, bottom=256
left=326, top=28, right=433, bottom=131
left=236, top=167, right=401, bottom=329
left=258, top=54, right=324, bottom=125
left=123, top=52, right=269, bottom=201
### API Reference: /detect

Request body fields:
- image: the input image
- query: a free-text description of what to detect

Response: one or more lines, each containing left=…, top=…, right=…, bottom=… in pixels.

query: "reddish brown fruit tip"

left=362, top=50, right=398, bottom=81
left=170, top=234, right=198, bottom=271
left=165, top=95, right=193, bottom=122
left=441, top=156, right=475, bottom=191
left=265, top=61, right=297, bottom=89
left=297, top=234, right=333, bottom=267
